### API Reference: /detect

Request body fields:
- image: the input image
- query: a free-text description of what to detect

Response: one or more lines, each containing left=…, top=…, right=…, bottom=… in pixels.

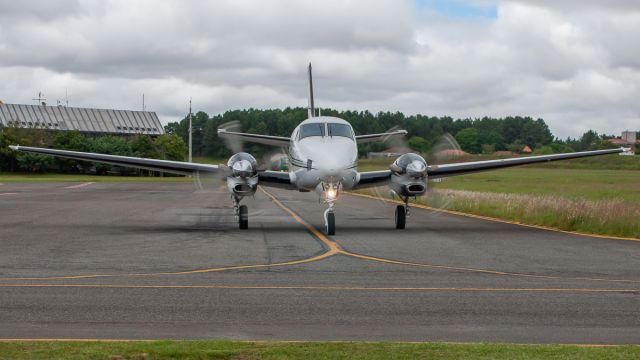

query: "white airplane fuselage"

left=287, top=116, right=359, bottom=195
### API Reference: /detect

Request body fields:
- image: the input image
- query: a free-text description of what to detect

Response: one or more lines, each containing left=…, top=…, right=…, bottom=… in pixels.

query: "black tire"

left=239, top=205, right=248, bottom=229
left=326, top=212, right=335, bottom=235
left=395, top=205, right=406, bottom=229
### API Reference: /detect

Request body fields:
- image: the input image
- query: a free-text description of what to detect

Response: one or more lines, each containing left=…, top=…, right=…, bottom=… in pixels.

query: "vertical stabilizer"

left=307, top=63, right=315, bottom=118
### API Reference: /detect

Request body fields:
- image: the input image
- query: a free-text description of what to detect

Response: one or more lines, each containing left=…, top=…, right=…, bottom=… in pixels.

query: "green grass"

left=357, top=159, right=640, bottom=238
left=0, top=341, right=639, bottom=360
left=358, top=154, right=640, bottom=172
left=432, top=168, right=640, bottom=202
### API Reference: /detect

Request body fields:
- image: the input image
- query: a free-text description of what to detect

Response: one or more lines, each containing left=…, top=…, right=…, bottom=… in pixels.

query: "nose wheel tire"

left=326, top=212, right=336, bottom=235
left=395, top=205, right=406, bottom=229
left=239, top=205, right=248, bottom=229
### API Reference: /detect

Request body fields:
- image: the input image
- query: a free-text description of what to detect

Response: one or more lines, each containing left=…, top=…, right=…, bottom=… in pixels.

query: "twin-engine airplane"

left=10, top=64, right=629, bottom=235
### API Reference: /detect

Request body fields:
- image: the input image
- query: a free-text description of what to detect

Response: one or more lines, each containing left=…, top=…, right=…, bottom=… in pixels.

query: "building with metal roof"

left=0, top=103, right=164, bottom=136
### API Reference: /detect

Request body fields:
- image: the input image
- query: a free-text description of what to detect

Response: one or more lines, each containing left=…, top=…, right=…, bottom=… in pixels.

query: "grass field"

left=432, top=168, right=640, bottom=202
left=0, top=341, right=639, bottom=360
left=357, top=158, right=640, bottom=238
left=0, top=173, right=191, bottom=183
left=358, top=154, right=640, bottom=171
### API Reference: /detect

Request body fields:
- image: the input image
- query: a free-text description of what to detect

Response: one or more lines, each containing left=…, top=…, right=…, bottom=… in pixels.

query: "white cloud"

left=0, top=0, right=638, bottom=138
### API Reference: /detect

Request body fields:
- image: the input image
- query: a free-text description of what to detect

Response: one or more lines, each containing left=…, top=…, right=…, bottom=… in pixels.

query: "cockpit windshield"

left=328, top=123, right=353, bottom=139
left=299, top=123, right=325, bottom=139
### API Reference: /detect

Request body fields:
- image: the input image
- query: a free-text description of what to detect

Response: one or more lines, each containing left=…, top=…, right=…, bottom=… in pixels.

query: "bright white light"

left=327, top=188, right=337, bottom=199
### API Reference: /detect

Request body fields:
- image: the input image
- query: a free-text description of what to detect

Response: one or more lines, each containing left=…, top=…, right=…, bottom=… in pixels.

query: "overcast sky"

left=0, top=0, right=638, bottom=138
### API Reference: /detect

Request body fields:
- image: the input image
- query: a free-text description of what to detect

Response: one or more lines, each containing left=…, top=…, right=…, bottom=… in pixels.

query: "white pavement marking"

left=64, top=182, right=95, bottom=189
left=0, top=192, right=17, bottom=196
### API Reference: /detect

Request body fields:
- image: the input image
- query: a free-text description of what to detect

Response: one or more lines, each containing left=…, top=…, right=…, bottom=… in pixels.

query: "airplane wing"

left=354, top=170, right=392, bottom=189
left=353, top=147, right=628, bottom=188
left=9, top=145, right=222, bottom=176
left=257, top=170, right=297, bottom=190
left=355, top=130, right=408, bottom=144
left=9, top=145, right=296, bottom=189
left=427, top=148, right=627, bottom=179
left=217, top=129, right=290, bottom=147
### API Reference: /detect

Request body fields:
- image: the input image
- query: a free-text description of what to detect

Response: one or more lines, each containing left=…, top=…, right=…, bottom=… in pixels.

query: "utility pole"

left=188, top=97, right=193, bottom=163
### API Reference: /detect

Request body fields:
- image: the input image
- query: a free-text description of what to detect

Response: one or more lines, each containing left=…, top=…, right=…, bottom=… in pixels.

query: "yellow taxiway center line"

left=261, top=188, right=640, bottom=284
left=342, top=250, right=640, bottom=284
left=0, top=339, right=629, bottom=347
left=0, top=283, right=637, bottom=293
left=0, top=188, right=339, bottom=282
left=259, top=187, right=341, bottom=254
left=348, top=192, right=640, bottom=242
left=1, top=187, right=637, bottom=286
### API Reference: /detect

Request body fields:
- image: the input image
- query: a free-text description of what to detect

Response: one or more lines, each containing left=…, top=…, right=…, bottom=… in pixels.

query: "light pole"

left=188, top=97, right=193, bottom=163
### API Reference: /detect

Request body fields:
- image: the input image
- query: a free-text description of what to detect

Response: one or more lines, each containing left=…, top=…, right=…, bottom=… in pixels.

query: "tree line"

left=0, top=127, right=186, bottom=173
left=165, top=107, right=624, bottom=158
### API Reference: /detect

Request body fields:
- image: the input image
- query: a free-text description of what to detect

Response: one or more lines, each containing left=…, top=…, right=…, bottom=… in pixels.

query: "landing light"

left=327, top=188, right=337, bottom=200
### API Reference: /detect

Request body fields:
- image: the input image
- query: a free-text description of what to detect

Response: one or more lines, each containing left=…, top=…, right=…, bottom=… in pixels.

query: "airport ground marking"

left=0, top=339, right=631, bottom=347
left=64, top=182, right=95, bottom=189
left=259, top=187, right=342, bottom=254
left=0, top=189, right=339, bottom=282
left=0, top=192, right=17, bottom=196
left=262, top=188, right=640, bottom=285
left=1, top=186, right=637, bottom=286
left=0, top=283, right=638, bottom=294
left=0, top=251, right=336, bottom=282
left=348, top=192, right=640, bottom=242
left=341, top=250, right=640, bottom=284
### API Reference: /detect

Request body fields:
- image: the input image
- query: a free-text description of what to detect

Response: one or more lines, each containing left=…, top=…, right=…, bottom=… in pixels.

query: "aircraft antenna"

left=32, top=91, right=46, bottom=106
left=307, top=63, right=315, bottom=118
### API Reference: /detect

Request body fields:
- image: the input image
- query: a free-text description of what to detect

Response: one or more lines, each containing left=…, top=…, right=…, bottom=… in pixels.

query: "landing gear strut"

left=321, top=182, right=339, bottom=235
left=239, top=205, right=248, bottom=229
left=395, top=196, right=410, bottom=229
left=324, top=207, right=335, bottom=235
left=234, top=197, right=249, bottom=230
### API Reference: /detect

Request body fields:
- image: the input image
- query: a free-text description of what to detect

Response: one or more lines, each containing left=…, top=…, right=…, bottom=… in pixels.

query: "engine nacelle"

left=389, top=153, right=428, bottom=197
left=227, top=152, right=258, bottom=197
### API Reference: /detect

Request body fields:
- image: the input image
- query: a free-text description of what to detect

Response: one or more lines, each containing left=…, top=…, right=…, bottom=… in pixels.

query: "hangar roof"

left=0, top=103, right=164, bottom=135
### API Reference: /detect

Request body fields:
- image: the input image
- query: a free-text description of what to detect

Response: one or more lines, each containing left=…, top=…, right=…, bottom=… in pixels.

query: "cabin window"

left=328, top=123, right=353, bottom=139
left=299, top=123, right=325, bottom=139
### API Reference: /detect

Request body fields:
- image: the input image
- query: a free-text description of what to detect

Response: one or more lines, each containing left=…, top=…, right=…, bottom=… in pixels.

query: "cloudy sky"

left=1, top=0, right=638, bottom=138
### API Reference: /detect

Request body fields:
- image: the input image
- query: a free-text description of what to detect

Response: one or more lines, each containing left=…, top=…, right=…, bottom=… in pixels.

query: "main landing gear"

left=395, top=196, right=410, bottom=229
left=234, top=197, right=249, bottom=230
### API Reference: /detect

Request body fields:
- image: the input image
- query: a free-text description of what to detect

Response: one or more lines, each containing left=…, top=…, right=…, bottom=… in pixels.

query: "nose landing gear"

left=324, top=206, right=336, bottom=235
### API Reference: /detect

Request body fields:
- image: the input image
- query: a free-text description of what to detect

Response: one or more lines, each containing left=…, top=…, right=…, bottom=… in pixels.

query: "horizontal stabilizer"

left=355, top=130, right=408, bottom=144
left=217, top=129, right=291, bottom=147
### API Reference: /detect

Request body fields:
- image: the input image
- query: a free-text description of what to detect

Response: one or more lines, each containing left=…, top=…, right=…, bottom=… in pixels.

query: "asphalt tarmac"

left=0, top=181, right=639, bottom=343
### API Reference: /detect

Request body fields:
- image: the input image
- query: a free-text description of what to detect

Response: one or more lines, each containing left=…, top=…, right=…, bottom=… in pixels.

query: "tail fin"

left=307, top=63, right=315, bottom=118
